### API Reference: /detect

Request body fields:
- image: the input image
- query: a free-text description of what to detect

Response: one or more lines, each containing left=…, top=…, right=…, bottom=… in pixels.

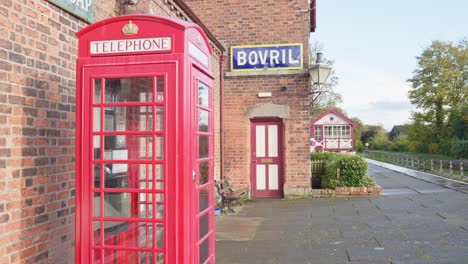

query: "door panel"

left=251, top=120, right=283, bottom=198
left=256, top=165, right=266, bottom=190
left=267, top=125, right=278, bottom=157
left=255, top=126, right=266, bottom=157
left=268, top=165, right=279, bottom=190
left=192, top=67, right=215, bottom=264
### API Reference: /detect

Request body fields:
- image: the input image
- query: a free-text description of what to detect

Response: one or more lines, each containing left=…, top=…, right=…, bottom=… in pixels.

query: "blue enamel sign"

left=230, top=43, right=303, bottom=72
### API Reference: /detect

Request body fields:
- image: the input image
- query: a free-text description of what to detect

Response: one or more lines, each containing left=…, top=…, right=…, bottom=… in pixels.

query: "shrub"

left=392, top=136, right=409, bottom=152
left=449, top=138, right=468, bottom=159
left=438, top=138, right=468, bottom=159
left=355, top=139, right=364, bottom=152
left=338, top=155, right=370, bottom=187
left=369, top=130, right=390, bottom=150
left=408, top=141, right=427, bottom=153
left=310, top=152, right=337, bottom=161
left=361, top=175, right=376, bottom=187
left=384, top=141, right=395, bottom=152
left=438, top=140, right=451, bottom=155
left=407, top=141, right=418, bottom=152
left=428, top=143, right=438, bottom=154
left=321, top=153, right=341, bottom=188
left=316, top=153, right=376, bottom=188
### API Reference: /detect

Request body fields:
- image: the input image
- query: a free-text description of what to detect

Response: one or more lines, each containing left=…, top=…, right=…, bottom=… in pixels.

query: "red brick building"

left=0, top=1, right=224, bottom=263
left=186, top=0, right=314, bottom=197
left=0, top=0, right=314, bottom=262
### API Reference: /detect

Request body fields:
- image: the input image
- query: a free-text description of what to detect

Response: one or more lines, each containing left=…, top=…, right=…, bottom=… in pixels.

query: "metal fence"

left=363, top=150, right=465, bottom=180
left=311, top=160, right=325, bottom=174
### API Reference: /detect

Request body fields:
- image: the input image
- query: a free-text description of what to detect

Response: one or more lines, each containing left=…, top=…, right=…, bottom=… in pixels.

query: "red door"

left=191, top=67, right=215, bottom=264
left=251, top=119, right=284, bottom=198
left=81, top=63, right=176, bottom=263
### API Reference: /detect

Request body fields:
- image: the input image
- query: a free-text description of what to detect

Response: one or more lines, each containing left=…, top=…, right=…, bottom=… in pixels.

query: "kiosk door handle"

left=192, top=170, right=196, bottom=182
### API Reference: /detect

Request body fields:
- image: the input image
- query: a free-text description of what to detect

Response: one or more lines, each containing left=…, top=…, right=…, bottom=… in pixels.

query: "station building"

left=185, top=0, right=314, bottom=198
left=0, top=0, right=315, bottom=262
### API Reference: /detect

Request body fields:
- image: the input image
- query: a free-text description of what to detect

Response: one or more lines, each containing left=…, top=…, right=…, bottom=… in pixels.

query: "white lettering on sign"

left=189, top=42, right=209, bottom=67
left=90, top=37, right=172, bottom=55
left=237, top=51, right=247, bottom=66
left=231, top=44, right=302, bottom=71
left=70, top=0, right=92, bottom=11
left=48, top=0, right=94, bottom=22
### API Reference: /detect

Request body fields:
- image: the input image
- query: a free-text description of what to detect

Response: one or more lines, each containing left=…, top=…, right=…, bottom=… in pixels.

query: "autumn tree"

left=407, top=40, right=467, bottom=144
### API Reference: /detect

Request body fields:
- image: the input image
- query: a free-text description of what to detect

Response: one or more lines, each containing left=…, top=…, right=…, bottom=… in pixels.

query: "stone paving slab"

left=215, top=216, right=264, bottom=241
left=216, top=163, right=468, bottom=263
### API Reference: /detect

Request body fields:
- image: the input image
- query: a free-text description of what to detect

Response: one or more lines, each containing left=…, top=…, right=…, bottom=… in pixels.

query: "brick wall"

left=123, top=0, right=224, bottom=181
left=0, top=0, right=222, bottom=263
left=0, top=1, right=95, bottom=262
left=185, top=0, right=312, bottom=195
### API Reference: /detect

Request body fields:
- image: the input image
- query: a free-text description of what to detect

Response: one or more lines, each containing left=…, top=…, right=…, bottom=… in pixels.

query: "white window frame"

left=314, top=126, right=322, bottom=139
left=323, top=125, right=351, bottom=138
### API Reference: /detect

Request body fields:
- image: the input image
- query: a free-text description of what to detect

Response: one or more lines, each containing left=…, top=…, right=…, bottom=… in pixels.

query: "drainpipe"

left=220, top=51, right=227, bottom=180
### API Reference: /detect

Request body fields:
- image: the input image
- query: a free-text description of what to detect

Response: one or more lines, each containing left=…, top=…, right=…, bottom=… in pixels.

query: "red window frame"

left=79, top=63, right=177, bottom=264
left=192, top=66, right=215, bottom=264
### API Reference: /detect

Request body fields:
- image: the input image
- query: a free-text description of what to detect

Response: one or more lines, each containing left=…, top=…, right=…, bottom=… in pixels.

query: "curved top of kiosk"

left=76, top=14, right=212, bottom=63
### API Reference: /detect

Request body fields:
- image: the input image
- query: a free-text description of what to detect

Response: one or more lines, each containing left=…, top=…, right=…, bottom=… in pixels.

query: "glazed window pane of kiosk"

left=77, top=15, right=216, bottom=263
left=105, top=77, right=153, bottom=102
left=91, top=75, right=165, bottom=263
left=195, top=80, right=214, bottom=264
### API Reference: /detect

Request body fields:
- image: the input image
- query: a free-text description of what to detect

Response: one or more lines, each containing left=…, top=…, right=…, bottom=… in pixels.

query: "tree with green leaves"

left=407, top=40, right=467, bottom=144
left=348, top=117, right=364, bottom=152
left=407, top=112, right=432, bottom=152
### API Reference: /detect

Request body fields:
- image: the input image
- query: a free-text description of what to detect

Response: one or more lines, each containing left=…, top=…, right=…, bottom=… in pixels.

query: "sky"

left=311, top=0, right=468, bottom=131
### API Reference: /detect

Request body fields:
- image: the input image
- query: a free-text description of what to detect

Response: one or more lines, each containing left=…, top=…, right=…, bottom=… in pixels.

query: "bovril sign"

left=230, top=43, right=302, bottom=72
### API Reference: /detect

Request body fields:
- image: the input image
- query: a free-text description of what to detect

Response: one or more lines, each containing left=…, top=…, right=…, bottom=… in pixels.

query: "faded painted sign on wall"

left=48, top=0, right=94, bottom=23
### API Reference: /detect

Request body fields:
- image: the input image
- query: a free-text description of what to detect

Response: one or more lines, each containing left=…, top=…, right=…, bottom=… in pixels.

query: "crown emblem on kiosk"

left=122, top=20, right=139, bottom=35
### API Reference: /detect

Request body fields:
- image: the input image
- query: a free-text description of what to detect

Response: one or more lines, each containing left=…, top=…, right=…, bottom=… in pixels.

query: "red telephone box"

left=75, top=15, right=215, bottom=264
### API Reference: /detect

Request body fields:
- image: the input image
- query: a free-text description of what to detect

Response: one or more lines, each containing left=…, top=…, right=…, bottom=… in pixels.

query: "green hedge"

left=439, top=138, right=468, bottom=159
left=311, top=152, right=376, bottom=188
left=322, top=154, right=341, bottom=188
left=310, top=152, right=337, bottom=161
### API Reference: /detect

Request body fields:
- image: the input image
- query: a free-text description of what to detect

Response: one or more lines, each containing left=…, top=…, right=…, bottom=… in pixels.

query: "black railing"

left=363, top=150, right=465, bottom=181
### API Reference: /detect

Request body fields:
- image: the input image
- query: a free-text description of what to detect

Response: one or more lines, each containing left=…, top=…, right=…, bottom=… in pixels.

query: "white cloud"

left=333, top=61, right=415, bottom=130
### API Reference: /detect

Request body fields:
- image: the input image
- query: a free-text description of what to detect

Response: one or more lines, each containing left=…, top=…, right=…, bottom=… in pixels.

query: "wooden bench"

left=214, top=179, right=246, bottom=214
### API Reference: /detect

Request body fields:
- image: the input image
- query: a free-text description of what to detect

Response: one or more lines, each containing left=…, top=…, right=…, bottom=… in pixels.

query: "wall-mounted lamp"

left=307, top=52, right=332, bottom=112
left=308, top=52, right=331, bottom=85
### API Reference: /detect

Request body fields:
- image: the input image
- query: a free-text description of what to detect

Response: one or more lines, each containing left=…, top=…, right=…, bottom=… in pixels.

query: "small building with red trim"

left=310, top=109, right=356, bottom=152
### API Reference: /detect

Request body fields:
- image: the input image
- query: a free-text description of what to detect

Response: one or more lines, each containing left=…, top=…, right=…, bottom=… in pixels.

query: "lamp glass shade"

left=309, top=64, right=332, bottom=85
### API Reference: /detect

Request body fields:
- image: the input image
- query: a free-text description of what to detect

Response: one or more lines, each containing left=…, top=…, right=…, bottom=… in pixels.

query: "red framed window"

left=193, top=70, right=215, bottom=264
left=85, top=64, right=175, bottom=264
